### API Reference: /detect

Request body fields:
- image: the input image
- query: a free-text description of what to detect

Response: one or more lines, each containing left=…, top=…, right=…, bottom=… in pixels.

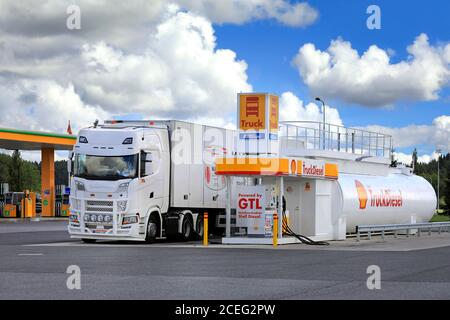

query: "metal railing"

left=356, top=222, right=450, bottom=241
left=279, top=121, right=392, bottom=159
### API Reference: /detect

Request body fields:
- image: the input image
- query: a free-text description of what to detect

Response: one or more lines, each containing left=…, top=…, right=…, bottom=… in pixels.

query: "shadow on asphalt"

left=86, top=236, right=224, bottom=246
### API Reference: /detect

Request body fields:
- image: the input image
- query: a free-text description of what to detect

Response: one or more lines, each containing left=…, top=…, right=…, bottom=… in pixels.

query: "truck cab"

left=68, top=123, right=170, bottom=242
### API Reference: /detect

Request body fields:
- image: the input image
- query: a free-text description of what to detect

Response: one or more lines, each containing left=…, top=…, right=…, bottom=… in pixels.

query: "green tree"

left=444, top=178, right=450, bottom=211
left=2, top=151, right=40, bottom=192
left=0, top=153, right=11, bottom=183
left=415, top=152, right=449, bottom=212
left=21, top=161, right=40, bottom=191
left=412, top=148, right=418, bottom=173
left=8, top=150, right=23, bottom=191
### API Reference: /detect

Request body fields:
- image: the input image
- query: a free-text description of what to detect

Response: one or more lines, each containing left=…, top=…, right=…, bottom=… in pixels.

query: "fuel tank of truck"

left=335, top=173, right=437, bottom=233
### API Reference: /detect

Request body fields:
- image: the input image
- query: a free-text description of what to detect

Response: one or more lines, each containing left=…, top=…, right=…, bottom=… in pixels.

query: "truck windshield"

left=74, top=154, right=138, bottom=180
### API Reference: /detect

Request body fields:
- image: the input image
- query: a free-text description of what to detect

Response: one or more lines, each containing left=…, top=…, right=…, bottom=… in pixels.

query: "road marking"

left=17, top=253, right=44, bottom=256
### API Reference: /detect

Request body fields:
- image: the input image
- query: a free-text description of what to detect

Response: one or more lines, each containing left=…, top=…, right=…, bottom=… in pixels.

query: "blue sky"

left=214, top=0, right=450, bottom=155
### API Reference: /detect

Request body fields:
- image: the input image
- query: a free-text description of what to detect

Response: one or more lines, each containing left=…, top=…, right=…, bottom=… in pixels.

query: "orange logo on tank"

left=355, top=180, right=368, bottom=209
left=290, top=160, right=297, bottom=175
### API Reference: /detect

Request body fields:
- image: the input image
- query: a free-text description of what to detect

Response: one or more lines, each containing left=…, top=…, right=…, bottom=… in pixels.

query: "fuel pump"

left=3, top=192, right=25, bottom=218
left=55, top=185, right=68, bottom=217
left=61, top=187, right=70, bottom=217
left=3, top=193, right=17, bottom=218
left=21, top=190, right=34, bottom=218
left=0, top=183, right=8, bottom=217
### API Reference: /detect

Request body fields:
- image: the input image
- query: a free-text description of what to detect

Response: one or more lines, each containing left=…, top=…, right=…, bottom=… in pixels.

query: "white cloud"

left=362, top=116, right=450, bottom=152
left=0, top=1, right=319, bottom=136
left=361, top=114, right=450, bottom=164
left=178, top=0, right=318, bottom=27
left=78, top=11, right=252, bottom=117
left=394, top=151, right=439, bottom=165
left=0, top=78, right=109, bottom=133
left=279, top=91, right=343, bottom=125
left=0, top=0, right=317, bottom=53
left=362, top=115, right=450, bottom=165
left=293, top=34, right=450, bottom=107
left=0, top=4, right=252, bottom=133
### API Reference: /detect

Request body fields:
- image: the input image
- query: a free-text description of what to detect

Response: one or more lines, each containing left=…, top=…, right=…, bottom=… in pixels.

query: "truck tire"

left=145, top=216, right=158, bottom=243
left=81, top=238, right=96, bottom=244
left=181, top=216, right=193, bottom=241
left=195, top=214, right=204, bottom=240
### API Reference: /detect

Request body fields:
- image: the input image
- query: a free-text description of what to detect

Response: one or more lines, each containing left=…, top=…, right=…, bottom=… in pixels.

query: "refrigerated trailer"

left=67, top=120, right=239, bottom=242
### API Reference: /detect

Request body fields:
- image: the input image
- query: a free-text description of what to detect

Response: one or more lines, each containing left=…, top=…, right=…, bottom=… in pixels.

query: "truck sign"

left=239, top=94, right=266, bottom=131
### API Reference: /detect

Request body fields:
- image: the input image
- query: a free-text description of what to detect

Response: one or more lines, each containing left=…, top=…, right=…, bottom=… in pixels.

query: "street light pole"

left=437, top=149, right=441, bottom=212
left=315, top=97, right=326, bottom=150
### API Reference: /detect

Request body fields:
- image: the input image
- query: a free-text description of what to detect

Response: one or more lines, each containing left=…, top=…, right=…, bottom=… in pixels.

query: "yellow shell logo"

left=290, top=160, right=297, bottom=175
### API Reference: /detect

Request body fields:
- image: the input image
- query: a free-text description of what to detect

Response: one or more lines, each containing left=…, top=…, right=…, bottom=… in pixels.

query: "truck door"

left=139, top=134, right=166, bottom=208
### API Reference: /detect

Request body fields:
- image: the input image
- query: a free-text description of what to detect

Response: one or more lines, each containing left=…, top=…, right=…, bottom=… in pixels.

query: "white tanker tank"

left=334, top=173, right=437, bottom=233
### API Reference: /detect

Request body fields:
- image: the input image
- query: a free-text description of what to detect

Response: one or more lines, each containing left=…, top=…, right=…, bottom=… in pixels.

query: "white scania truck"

left=67, top=120, right=236, bottom=243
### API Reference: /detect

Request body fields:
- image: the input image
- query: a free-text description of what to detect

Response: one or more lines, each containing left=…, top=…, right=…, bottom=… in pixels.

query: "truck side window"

left=140, top=151, right=153, bottom=177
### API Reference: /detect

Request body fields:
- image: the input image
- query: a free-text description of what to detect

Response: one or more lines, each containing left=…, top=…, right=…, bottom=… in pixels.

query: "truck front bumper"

left=68, top=220, right=146, bottom=241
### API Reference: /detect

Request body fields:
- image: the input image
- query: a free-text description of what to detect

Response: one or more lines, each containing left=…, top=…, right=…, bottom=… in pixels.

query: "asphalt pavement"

left=0, top=220, right=449, bottom=299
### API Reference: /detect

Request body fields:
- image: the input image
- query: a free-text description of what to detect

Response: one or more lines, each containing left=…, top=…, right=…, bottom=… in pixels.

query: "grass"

left=430, top=214, right=450, bottom=222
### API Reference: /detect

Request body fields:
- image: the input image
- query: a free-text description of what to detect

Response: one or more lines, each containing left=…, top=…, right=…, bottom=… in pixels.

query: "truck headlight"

left=117, top=182, right=129, bottom=193
left=104, top=215, right=112, bottom=223
left=117, top=200, right=127, bottom=212
left=84, top=214, right=90, bottom=222
left=122, top=215, right=138, bottom=225
left=97, top=215, right=104, bottom=222
left=90, top=214, right=97, bottom=222
left=75, top=181, right=85, bottom=191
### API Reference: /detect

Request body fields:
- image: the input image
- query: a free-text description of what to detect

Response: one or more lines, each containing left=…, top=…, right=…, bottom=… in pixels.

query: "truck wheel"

left=81, top=238, right=96, bottom=244
left=195, top=215, right=204, bottom=240
left=145, top=216, right=158, bottom=243
left=181, top=216, right=193, bottom=241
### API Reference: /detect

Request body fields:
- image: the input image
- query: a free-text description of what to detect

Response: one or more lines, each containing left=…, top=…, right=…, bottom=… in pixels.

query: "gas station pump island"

left=215, top=93, right=436, bottom=244
left=0, top=128, right=76, bottom=218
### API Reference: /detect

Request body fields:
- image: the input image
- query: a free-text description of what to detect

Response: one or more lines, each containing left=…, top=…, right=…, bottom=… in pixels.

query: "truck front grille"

left=86, top=200, right=113, bottom=206
left=85, top=200, right=114, bottom=213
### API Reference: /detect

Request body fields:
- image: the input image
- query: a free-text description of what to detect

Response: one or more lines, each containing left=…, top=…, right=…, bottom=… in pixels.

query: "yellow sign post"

left=273, top=213, right=278, bottom=247
left=203, top=212, right=209, bottom=246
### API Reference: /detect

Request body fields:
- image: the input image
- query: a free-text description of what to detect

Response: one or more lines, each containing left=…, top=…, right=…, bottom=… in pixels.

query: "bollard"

left=203, top=212, right=208, bottom=246
left=273, top=213, right=278, bottom=247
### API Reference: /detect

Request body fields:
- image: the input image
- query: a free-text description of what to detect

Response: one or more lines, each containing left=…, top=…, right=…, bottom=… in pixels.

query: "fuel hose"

left=281, top=210, right=329, bottom=246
